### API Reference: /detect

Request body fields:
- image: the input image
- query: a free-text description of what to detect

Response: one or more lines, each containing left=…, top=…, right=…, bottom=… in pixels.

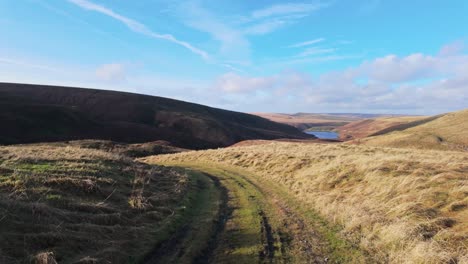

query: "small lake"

left=305, top=131, right=339, bottom=140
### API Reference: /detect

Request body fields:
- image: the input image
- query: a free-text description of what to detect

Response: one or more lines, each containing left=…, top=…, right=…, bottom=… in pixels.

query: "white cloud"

left=216, top=73, right=276, bottom=93
left=288, top=38, right=325, bottom=48
left=283, top=38, right=340, bottom=63
left=360, top=53, right=438, bottom=82
left=297, top=47, right=336, bottom=57
left=439, top=41, right=464, bottom=57
left=177, top=2, right=250, bottom=61
left=211, top=42, right=468, bottom=114
left=243, top=19, right=287, bottom=35
left=95, top=63, right=126, bottom=82
left=175, top=1, right=328, bottom=66
left=0, top=57, right=63, bottom=73
left=251, top=3, right=324, bottom=19
left=221, top=64, right=245, bottom=73
left=242, top=3, right=327, bottom=36
left=68, top=0, right=210, bottom=60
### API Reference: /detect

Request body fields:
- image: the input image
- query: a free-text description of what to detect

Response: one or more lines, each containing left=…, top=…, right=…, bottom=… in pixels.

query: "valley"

left=2, top=1, right=467, bottom=262
left=253, top=112, right=427, bottom=142
left=0, top=84, right=466, bottom=263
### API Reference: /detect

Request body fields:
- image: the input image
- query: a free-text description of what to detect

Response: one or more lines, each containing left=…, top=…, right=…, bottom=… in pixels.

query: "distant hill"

left=252, top=113, right=362, bottom=131
left=0, top=83, right=312, bottom=149
left=357, top=109, right=468, bottom=151
left=252, top=112, right=400, bottom=131
left=337, top=116, right=427, bottom=140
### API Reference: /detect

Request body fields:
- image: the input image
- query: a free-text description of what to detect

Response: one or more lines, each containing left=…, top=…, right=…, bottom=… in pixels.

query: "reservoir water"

left=305, top=131, right=339, bottom=140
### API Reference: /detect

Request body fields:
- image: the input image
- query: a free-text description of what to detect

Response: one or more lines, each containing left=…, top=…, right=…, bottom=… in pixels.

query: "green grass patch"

left=153, top=161, right=368, bottom=263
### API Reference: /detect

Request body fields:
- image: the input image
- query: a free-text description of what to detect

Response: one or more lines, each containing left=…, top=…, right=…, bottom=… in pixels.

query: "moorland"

left=0, top=83, right=466, bottom=264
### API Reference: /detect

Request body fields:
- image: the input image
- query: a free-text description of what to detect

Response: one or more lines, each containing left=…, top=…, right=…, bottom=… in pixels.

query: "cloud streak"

left=68, top=0, right=209, bottom=60
left=177, top=2, right=250, bottom=61
left=175, top=1, right=329, bottom=70
left=288, top=38, right=325, bottom=48
left=251, top=3, right=325, bottom=19
left=0, top=57, right=64, bottom=73
left=296, top=47, right=336, bottom=57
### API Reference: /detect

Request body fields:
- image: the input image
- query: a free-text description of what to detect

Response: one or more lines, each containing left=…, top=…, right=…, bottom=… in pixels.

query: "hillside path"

left=140, top=162, right=333, bottom=264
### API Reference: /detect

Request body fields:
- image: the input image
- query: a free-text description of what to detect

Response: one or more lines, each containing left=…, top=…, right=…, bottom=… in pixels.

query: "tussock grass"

left=359, top=109, right=468, bottom=151
left=338, top=116, right=427, bottom=140
left=146, top=142, right=468, bottom=263
left=0, top=144, right=189, bottom=263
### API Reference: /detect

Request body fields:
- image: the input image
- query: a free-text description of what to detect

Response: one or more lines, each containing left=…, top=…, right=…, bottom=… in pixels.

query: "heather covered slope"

left=358, top=109, right=468, bottom=151
left=0, top=83, right=312, bottom=149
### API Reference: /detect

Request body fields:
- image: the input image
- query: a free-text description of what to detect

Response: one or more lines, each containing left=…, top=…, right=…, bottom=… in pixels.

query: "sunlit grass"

left=145, top=142, right=468, bottom=263
left=359, top=109, right=468, bottom=151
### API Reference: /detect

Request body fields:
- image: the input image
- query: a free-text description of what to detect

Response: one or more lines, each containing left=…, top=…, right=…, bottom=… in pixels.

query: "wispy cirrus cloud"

left=176, top=1, right=329, bottom=67
left=283, top=38, right=355, bottom=64
left=251, top=3, right=325, bottom=19
left=243, top=19, right=287, bottom=35
left=67, top=0, right=210, bottom=61
left=0, top=57, right=63, bottom=73
left=242, top=3, right=328, bottom=36
left=296, top=47, right=335, bottom=57
left=221, top=63, right=245, bottom=73
left=288, top=38, right=325, bottom=48
left=177, top=1, right=250, bottom=61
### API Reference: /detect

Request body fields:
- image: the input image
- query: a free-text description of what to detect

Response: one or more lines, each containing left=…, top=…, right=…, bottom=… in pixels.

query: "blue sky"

left=1, top=0, right=467, bottom=114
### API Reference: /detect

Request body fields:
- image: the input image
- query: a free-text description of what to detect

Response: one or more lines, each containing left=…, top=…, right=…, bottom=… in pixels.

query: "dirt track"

left=140, top=163, right=333, bottom=264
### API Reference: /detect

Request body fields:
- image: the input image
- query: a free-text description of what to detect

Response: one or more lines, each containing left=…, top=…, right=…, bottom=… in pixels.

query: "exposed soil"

left=258, top=210, right=275, bottom=262
left=139, top=162, right=332, bottom=264
left=192, top=174, right=231, bottom=264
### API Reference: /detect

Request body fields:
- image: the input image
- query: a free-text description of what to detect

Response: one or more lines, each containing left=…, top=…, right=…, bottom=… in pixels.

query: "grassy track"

left=142, top=171, right=225, bottom=264
left=143, top=142, right=468, bottom=263
left=142, top=161, right=367, bottom=263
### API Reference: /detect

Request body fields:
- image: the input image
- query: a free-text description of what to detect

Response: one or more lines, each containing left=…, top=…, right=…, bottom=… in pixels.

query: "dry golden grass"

left=148, top=142, right=468, bottom=263
left=374, top=116, right=428, bottom=122
left=252, top=112, right=361, bottom=124
left=0, top=143, right=189, bottom=263
left=252, top=112, right=362, bottom=130
left=338, top=116, right=427, bottom=140
left=359, top=109, right=468, bottom=151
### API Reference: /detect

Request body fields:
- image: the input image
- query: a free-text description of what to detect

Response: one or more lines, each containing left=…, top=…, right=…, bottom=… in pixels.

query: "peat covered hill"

left=0, top=82, right=312, bottom=148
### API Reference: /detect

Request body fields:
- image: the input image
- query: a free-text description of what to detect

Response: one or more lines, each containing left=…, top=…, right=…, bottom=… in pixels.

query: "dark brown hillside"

left=0, top=83, right=312, bottom=148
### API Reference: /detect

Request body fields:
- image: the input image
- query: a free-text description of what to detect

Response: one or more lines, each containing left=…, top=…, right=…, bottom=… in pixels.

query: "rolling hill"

left=252, top=112, right=363, bottom=131
left=144, top=141, right=468, bottom=263
left=337, top=115, right=427, bottom=140
left=252, top=112, right=406, bottom=132
left=357, top=109, right=468, bottom=151
left=0, top=83, right=312, bottom=149
left=0, top=142, right=221, bottom=263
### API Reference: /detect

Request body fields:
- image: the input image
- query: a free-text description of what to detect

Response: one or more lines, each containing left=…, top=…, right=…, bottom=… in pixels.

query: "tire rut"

left=259, top=210, right=275, bottom=263
left=142, top=174, right=229, bottom=264
left=233, top=173, right=329, bottom=263
left=192, top=173, right=231, bottom=264
left=271, top=197, right=329, bottom=263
